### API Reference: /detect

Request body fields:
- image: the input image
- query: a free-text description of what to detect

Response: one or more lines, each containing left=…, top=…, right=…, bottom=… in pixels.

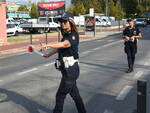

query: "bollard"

left=45, top=33, right=48, bottom=44
left=137, top=80, right=147, bottom=113
left=30, top=34, right=32, bottom=44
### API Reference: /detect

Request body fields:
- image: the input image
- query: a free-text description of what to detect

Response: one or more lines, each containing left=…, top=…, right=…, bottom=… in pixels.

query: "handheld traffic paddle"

left=27, top=45, right=44, bottom=56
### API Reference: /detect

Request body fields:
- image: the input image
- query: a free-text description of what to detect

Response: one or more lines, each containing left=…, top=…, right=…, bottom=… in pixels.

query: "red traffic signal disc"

left=28, top=46, right=34, bottom=52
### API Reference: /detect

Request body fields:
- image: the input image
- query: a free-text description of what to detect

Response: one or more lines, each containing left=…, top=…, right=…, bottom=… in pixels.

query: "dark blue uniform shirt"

left=123, top=26, right=141, bottom=38
left=59, top=32, right=79, bottom=59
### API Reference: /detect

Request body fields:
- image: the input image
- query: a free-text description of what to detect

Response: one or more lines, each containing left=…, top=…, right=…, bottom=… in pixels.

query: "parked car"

left=135, top=18, right=147, bottom=27
left=7, top=23, right=18, bottom=37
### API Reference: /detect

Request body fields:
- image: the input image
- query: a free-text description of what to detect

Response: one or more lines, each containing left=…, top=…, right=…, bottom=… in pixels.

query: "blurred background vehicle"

left=7, top=23, right=19, bottom=37
left=135, top=18, right=147, bottom=27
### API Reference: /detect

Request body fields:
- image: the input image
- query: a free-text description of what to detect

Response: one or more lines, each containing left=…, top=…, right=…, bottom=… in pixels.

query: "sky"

left=6, top=0, right=71, bottom=8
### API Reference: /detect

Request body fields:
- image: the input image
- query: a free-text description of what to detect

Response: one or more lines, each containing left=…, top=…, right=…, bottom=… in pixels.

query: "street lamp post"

left=118, top=0, right=121, bottom=31
left=106, top=0, right=108, bottom=17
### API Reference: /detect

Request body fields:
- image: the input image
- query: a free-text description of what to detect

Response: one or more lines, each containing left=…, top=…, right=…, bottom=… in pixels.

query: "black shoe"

left=126, top=68, right=133, bottom=73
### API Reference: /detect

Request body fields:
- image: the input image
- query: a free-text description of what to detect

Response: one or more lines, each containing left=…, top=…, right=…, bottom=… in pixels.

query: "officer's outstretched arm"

left=47, top=40, right=71, bottom=49
left=43, top=48, right=58, bottom=58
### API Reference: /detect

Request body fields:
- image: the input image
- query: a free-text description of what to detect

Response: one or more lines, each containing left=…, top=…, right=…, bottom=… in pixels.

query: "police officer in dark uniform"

left=122, top=18, right=142, bottom=73
left=41, top=12, right=86, bottom=113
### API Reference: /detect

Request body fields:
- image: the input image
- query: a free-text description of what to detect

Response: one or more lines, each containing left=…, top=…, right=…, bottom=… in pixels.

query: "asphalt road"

left=0, top=26, right=150, bottom=113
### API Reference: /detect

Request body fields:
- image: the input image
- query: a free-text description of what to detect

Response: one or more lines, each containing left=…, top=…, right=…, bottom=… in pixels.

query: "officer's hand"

left=40, top=42, right=48, bottom=52
left=130, top=36, right=135, bottom=41
left=125, top=36, right=130, bottom=41
left=43, top=54, right=49, bottom=58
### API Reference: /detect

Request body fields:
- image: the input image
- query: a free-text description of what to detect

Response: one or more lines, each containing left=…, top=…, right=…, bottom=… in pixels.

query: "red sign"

left=28, top=46, right=34, bottom=53
left=38, top=2, right=65, bottom=10
left=93, top=19, right=96, bottom=24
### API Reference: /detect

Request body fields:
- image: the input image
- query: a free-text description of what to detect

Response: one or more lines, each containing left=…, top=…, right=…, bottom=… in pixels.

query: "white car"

left=135, top=18, right=147, bottom=27
left=7, top=24, right=18, bottom=37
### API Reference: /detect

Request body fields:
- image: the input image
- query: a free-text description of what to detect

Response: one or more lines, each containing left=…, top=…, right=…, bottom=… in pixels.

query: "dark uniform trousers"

left=124, top=41, right=137, bottom=68
left=53, top=62, right=86, bottom=113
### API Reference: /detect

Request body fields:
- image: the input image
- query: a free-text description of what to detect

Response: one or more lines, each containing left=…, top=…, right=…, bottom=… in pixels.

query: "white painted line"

left=17, top=68, right=38, bottom=75
left=81, top=40, right=122, bottom=56
left=98, top=40, right=121, bottom=49
left=92, top=47, right=101, bottom=51
left=133, top=71, right=143, bottom=80
left=81, top=50, right=92, bottom=55
left=103, top=41, right=119, bottom=48
left=144, top=62, right=149, bottom=66
left=44, top=62, right=54, bottom=66
left=116, top=85, right=133, bottom=101
left=0, top=80, right=3, bottom=82
left=104, top=109, right=113, bottom=113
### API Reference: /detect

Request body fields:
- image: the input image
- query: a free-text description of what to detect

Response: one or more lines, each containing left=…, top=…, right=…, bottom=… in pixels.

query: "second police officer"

left=122, top=18, right=142, bottom=73
left=41, top=12, right=86, bottom=113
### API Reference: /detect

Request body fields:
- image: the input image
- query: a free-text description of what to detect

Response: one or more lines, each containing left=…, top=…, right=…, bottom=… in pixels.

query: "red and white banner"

left=38, top=1, right=65, bottom=17
left=38, top=2, right=65, bottom=10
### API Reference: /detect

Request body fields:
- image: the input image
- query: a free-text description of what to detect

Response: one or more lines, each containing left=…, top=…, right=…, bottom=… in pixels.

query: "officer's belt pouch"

left=63, top=56, right=79, bottom=68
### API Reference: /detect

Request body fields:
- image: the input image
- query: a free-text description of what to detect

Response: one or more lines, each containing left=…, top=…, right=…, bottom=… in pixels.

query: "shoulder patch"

left=72, top=36, right=76, bottom=40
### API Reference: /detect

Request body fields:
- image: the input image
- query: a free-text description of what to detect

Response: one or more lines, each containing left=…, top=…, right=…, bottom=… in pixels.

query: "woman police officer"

left=122, top=18, right=142, bottom=73
left=41, top=12, right=86, bottom=113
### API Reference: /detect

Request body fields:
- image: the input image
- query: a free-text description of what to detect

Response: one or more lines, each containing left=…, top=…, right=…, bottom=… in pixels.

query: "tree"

left=85, top=0, right=103, bottom=13
left=29, top=3, right=38, bottom=18
left=109, top=0, right=125, bottom=19
left=66, top=4, right=75, bottom=15
left=136, top=4, right=146, bottom=18
left=18, top=5, right=29, bottom=12
left=74, top=1, right=86, bottom=15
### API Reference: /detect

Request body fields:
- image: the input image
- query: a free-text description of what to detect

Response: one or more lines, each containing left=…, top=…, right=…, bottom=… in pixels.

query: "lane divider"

left=116, top=85, right=133, bottom=101
left=81, top=40, right=122, bottom=56
left=17, top=68, right=38, bottom=75
left=133, top=71, right=143, bottom=80
left=144, top=62, right=149, bottom=66
left=44, top=62, right=54, bottom=67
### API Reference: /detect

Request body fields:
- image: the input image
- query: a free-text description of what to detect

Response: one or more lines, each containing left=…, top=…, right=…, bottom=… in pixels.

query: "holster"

left=54, top=58, right=64, bottom=71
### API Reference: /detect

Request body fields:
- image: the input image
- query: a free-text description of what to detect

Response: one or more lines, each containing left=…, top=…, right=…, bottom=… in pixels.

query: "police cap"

left=59, top=12, right=74, bottom=21
left=127, top=18, right=134, bottom=22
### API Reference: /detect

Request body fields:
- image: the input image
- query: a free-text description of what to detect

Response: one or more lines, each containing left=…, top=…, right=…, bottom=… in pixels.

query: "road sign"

left=89, top=8, right=94, bottom=17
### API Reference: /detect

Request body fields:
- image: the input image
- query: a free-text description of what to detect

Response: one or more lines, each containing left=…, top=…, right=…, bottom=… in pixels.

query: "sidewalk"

left=0, top=28, right=122, bottom=57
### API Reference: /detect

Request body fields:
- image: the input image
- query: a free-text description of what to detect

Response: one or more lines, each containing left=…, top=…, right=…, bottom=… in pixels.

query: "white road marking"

left=0, top=52, right=26, bottom=59
left=44, top=62, right=54, bottom=66
left=81, top=50, right=92, bottom=55
left=0, top=80, right=3, bottom=82
left=104, top=109, right=113, bottom=113
left=92, top=47, right=101, bottom=51
left=17, top=68, right=38, bottom=75
left=81, top=40, right=122, bottom=55
left=103, top=41, right=121, bottom=48
left=133, top=71, right=143, bottom=80
left=144, top=62, right=149, bottom=66
left=116, top=85, right=133, bottom=101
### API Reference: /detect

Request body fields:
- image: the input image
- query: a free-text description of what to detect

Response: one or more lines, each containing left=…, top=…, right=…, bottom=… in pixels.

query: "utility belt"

left=55, top=56, right=79, bottom=70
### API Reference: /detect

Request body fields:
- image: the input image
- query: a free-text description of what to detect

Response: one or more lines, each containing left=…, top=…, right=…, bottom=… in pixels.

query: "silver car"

left=135, top=18, right=147, bottom=27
